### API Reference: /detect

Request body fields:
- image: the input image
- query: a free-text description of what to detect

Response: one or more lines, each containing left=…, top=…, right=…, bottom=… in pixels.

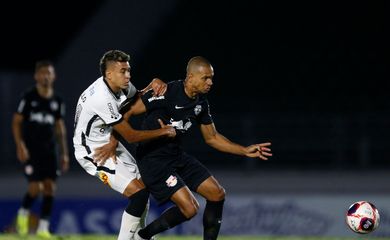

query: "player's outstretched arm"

left=200, top=123, right=272, bottom=160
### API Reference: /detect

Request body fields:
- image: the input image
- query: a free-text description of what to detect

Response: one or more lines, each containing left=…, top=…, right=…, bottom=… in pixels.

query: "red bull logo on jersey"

left=166, top=175, right=178, bottom=187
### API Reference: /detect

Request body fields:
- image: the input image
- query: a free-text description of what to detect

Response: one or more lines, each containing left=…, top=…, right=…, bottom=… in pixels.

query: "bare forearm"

left=56, top=121, right=69, bottom=156
left=206, top=133, right=246, bottom=156
left=12, top=115, right=24, bottom=146
left=58, top=132, right=69, bottom=156
left=121, top=129, right=167, bottom=143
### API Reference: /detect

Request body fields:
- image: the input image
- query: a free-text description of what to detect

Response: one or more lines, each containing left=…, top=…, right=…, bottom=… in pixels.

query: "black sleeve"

left=140, top=89, right=167, bottom=111
left=16, top=92, right=30, bottom=117
left=197, top=99, right=213, bottom=125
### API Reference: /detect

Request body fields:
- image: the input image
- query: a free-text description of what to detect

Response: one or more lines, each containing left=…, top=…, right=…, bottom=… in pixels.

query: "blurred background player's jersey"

left=16, top=87, right=65, bottom=157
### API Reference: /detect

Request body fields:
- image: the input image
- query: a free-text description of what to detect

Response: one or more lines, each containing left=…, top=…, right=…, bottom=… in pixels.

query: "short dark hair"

left=35, top=60, right=54, bottom=72
left=99, top=50, right=130, bottom=77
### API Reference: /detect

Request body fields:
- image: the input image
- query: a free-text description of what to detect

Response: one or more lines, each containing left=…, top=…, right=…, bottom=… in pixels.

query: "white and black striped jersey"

left=73, top=77, right=137, bottom=165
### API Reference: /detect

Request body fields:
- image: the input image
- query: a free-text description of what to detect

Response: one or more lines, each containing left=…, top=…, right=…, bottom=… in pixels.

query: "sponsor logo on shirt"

left=169, top=118, right=192, bottom=132
left=107, top=103, right=120, bottom=119
left=30, top=112, right=55, bottom=124
left=147, top=95, right=165, bottom=102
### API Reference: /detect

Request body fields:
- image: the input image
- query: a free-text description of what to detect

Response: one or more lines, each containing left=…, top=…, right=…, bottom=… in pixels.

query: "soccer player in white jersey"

left=73, top=50, right=176, bottom=240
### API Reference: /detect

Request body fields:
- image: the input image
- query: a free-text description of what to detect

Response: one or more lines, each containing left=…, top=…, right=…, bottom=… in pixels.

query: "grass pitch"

left=1, top=235, right=390, bottom=240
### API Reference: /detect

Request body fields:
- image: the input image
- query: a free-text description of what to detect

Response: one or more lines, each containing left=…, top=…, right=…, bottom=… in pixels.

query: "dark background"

left=1, top=0, right=389, bottom=172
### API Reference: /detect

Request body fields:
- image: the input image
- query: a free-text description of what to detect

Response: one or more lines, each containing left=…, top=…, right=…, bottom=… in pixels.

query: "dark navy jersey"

left=137, top=80, right=213, bottom=157
left=16, top=87, right=65, bottom=151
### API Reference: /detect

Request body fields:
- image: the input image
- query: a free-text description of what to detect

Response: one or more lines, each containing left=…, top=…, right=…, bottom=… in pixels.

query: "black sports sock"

left=125, top=188, right=149, bottom=217
left=21, top=193, right=37, bottom=209
left=41, top=196, right=54, bottom=219
left=139, top=206, right=189, bottom=239
left=203, top=199, right=225, bottom=240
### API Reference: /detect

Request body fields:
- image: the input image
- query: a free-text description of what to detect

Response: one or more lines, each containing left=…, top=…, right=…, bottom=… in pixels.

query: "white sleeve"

left=90, top=96, right=122, bottom=126
left=127, top=83, right=138, bottom=98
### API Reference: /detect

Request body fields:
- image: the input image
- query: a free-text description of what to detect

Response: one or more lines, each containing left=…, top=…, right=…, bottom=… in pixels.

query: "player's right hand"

left=16, top=142, right=29, bottom=163
left=158, top=119, right=176, bottom=138
left=93, top=140, right=118, bottom=166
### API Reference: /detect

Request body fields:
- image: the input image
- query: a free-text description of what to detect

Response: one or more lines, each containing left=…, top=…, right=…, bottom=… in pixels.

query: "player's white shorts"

left=75, top=142, right=140, bottom=194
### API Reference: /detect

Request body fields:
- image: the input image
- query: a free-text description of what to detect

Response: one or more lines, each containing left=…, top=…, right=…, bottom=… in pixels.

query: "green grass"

left=0, top=235, right=390, bottom=240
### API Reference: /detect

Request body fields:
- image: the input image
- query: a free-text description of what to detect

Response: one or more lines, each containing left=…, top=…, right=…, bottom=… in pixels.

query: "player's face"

left=106, top=61, right=131, bottom=91
left=34, top=65, right=56, bottom=88
left=192, top=65, right=214, bottom=94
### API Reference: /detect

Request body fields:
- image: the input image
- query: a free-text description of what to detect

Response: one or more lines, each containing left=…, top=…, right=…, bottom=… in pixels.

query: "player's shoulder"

left=167, top=79, right=182, bottom=88
left=166, top=80, right=183, bottom=94
left=20, top=86, right=37, bottom=99
left=52, top=91, right=65, bottom=103
left=86, top=77, right=115, bottom=106
left=87, top=77, right=110, bottom=99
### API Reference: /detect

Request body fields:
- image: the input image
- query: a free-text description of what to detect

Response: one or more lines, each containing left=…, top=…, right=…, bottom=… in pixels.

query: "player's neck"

left=36, top=85, right=53, bottom=98
left=105, top=78, right=121, bottom=94
left=183, top=81, right=198, bottom=99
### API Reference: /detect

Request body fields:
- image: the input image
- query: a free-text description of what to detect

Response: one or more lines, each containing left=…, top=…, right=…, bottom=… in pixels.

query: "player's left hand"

left=142, top=78, right=167, bottom=96
left=61, top=155, right=70, bottom=172
left=94, top=140, right=118, bottom=166
left=245, top=142, right=272, bottom=160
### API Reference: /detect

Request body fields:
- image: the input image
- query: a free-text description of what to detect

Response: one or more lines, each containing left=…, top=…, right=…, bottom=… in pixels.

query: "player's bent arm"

left=200, top=123, right=247, bottom=155
left=12, top=113, right=29, bottom=162
left=113, top=118, right=174, bottom=144
left=123, top=96, right=147, bottom=120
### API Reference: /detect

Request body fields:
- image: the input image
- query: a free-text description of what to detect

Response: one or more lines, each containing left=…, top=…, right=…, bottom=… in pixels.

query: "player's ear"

left=105, top=70, right=111, bottom=80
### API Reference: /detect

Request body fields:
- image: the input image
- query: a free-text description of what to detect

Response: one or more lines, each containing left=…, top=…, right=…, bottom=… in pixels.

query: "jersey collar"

left=102, top=77, right=121, bottom=99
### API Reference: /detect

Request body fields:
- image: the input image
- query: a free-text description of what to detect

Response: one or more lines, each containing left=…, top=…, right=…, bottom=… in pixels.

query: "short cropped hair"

left=99, top=50, right=130, bottom=77
left=186, top=56, right=211, bottom=75
left=35, top=60, right=54, bottom=72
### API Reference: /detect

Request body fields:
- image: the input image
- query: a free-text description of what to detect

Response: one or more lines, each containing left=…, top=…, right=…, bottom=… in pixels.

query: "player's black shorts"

left=137, top=151, right=211, bottom=204
left=24, top=151, right=58, bottom=182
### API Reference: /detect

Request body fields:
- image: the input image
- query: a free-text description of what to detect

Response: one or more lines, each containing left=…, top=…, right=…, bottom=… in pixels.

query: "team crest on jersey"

left=50, top=101, right=58, bottom=111
left=98, top=172, right=110, bottom=186
left=166, top=175, right=178, bottom=187
left=194, top=105, right=202, bottom=115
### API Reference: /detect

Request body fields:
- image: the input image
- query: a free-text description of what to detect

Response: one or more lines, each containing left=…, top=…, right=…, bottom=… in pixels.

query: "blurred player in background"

left=73, top=50, right=175, bottom=240
left=12, top=60, right=69, bottom=238
left=123, top=56, right=272, bottom=240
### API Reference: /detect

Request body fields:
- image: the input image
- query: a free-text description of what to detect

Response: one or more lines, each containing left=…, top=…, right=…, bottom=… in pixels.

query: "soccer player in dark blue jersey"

left=123, top=56, right=272, bottom=240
